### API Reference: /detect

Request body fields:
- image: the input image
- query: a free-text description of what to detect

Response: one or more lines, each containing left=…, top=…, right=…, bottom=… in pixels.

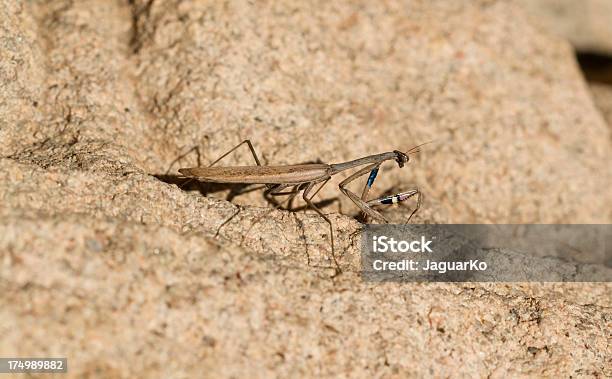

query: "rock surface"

left=1, top=0, right=610, bottom=377
left=590, top=83, right=612, bottom=132
left=517, top=0, right=612, bottom=54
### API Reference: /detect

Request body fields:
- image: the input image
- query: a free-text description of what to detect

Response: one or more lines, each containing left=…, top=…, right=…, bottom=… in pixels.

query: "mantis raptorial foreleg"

left=347, top=187, right=422, bottom=247
left=341, top=161, right=421, bottom=224
left=339, top=163, right=389, bottom=223
left=358, top=163, right=382, bottom=222
left=367, top=188, right=422, bottom=223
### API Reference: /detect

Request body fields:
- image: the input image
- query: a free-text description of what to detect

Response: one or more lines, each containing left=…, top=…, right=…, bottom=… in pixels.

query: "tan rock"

left=517, top=0, right=612, bottom=54
left=0, top=0, right=610, bottom=377
left=589, top=83, right=612, bottom=131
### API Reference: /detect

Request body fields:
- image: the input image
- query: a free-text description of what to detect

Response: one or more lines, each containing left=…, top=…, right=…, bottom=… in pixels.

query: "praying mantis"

left=178, top=140, right=423, bottom=274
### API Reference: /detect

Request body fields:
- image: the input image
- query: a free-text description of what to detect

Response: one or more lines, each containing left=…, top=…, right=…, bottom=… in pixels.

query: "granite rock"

left=1, top=0, right=610, bottom=377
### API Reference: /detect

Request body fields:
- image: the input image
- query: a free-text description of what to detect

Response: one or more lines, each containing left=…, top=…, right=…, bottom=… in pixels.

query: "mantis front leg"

left=338, top=163, right=389, bottom=223
left=358, top=163, right=382, bottom=222
left=367, top=188, right=422, bottom=223
left=339, top=163, right=422, bottom=224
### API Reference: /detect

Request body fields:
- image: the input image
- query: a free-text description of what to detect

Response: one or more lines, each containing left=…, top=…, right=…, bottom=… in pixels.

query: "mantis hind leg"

left=166, top=146, right=202, bottom=175
left=172, top=140, right=263, bottom=188
left=208, top=139, right=263, bottom=167
left=302, top=180, right=341, bottom=275
left=239, top=184, right=303, bottom=246
left=209, top=139, right=277, bottom=194
left=264, top=183, right=303, bottom=210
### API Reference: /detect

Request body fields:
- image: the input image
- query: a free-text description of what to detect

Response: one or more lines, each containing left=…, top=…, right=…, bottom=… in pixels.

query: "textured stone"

left=590, top=83, right=612, bottom=131
left=1, top=0, right=610, bottom=377
left=517, top=0, right=612, bottom=54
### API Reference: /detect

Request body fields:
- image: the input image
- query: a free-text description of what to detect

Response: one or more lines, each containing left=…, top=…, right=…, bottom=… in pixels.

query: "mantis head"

left=393, top=150, right=409, bottom=168
left=395, top=141, right=436, bottom=167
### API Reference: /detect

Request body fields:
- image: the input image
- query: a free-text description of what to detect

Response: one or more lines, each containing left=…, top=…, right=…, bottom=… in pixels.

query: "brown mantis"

left=178, top=140, right=423, bottom=273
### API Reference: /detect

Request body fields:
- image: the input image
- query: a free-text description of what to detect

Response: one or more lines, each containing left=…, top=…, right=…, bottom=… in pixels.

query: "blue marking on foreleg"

left=367, top=167, right=379, bottom=188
